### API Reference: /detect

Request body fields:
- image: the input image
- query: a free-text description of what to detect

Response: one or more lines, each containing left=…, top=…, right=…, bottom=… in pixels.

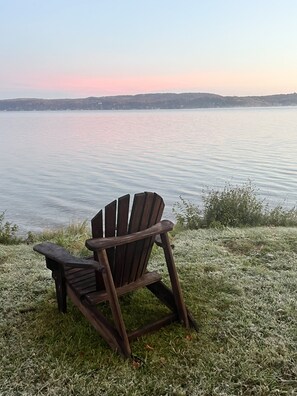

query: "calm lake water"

left=1, top=108, right=297, bottom=233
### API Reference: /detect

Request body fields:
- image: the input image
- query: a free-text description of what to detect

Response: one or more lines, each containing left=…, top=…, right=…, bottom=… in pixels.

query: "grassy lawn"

left=1, top=227, right=296, bottom=395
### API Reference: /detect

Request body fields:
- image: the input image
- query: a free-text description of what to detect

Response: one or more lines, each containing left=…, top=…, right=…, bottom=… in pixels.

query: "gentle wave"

left=1, top=108, right=297, bottom=233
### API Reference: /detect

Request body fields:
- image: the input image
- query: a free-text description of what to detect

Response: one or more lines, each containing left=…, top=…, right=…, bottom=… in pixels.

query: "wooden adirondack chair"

left=34, top=192, right=197, bottom=358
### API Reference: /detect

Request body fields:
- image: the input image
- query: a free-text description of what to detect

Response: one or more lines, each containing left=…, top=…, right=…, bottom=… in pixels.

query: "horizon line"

left=1, top=91, right=297, bottom=101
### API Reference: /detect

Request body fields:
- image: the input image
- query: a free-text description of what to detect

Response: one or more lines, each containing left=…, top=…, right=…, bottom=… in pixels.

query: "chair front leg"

left=46, top=258, right=67, bottom=313
left=97, top=249, right=131, bottom=357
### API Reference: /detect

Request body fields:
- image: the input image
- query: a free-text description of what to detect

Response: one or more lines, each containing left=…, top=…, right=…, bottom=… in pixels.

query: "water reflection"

left=0, top=108, right=297, bottom=233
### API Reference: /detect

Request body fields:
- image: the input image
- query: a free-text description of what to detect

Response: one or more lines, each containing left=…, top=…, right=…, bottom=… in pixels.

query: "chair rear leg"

left=160, top=233, right=190, bottom=328
left=147, top=280, right=198, bottom=330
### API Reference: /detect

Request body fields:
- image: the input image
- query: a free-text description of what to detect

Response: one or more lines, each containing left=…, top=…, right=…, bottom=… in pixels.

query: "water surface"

left=1, top=108, right=297, bottom=233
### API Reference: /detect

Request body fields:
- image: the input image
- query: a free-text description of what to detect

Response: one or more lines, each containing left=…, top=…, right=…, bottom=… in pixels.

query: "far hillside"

left=1, top=92, right=297, bottom=111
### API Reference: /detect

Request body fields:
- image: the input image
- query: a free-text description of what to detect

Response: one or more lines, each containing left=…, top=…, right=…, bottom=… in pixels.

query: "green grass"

left=26, top=220, right=91, bottom=256
left=1, top=227, right=297, bottom=395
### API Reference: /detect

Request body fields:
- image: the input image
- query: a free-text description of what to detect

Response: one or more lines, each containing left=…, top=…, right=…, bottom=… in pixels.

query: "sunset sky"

left=1, top=0, right=297, bottom=99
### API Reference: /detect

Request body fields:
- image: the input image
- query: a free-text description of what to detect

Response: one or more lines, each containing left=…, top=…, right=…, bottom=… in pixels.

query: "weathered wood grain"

left=34, top=192, right=197, bottom=359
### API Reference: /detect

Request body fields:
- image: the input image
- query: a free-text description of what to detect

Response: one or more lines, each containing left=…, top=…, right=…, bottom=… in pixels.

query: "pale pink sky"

left=1, top=1, right=297, bottom=99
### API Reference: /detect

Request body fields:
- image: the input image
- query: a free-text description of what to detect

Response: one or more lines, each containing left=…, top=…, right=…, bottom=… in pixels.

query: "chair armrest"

left=86, top=220, right=174, bottom=251
left=33, top=242, right=103, bottom=270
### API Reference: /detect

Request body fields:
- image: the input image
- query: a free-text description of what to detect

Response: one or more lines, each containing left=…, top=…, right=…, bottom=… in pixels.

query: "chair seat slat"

left=84, top=271, right=162, bottom=305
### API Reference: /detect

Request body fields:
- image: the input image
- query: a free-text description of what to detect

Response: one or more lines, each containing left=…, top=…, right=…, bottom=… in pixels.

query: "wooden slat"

left=105, top=200, right=117, bottom=237
left=65, top=267, right=89, bottom=275
left=116, top=194, right=130, bottom=236
left=68, top=273, right=95, bottom=286
left=91, top=209, right=103, bottom=238
left=140, top=192, right=156, bottom=229
left=135, top=193, right=165, bottom=279
left=91, top=209, right=103, bottom=266
left=64, top=268, right=92, bottom=278
left=129, top=192, right=155, bottom=281
left=128, top=313, right=177, bottom=341
left=65, top=272, right=94, bottom=282
left=128, top=192, right=146, bottom=232
left=114, top=194, right=130, bottom=286
left=149, top=193, right=165, bottom=226
left=75, top=286, right=97, bottom=296
left=105, top=200, right=117, bottom=272
left=133, top=192, right=158, bottom=279
left=69, top=283, right=97, bottom=297
left=68, top=280, right=95, bottom=293
left=65, top=270, right=97, bottom=296
left=84, top=271, right=162, bottom=305
left=122, top=193, right=146, bottom=284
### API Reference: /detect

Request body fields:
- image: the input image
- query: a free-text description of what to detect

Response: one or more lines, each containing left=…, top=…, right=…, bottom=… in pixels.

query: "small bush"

left=203, top=182, right=264, bottom=227
left=173, top=197, right=203, bottom=229
left=263, top=204, right=297, bottom=227
left=0, top=211, right=21, bottom=244
left=174, top=182, right=297, bottom=229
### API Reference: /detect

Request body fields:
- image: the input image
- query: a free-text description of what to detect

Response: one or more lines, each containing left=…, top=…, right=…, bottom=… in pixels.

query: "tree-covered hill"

left=1, top=92, right=297, bottom=111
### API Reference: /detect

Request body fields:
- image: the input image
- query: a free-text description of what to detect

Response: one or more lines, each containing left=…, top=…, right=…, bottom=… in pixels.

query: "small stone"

left=266, top=253, right=274, bottom=259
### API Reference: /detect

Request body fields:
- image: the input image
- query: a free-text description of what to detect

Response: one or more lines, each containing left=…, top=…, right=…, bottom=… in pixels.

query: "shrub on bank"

left=174, top=181, right=297, bottom=229
left=203, top=182, right=264, bottom=227
left=2, top=182, right=297, bottom=244
left=263, top=204, right=297, bottom=227
left=0, top=211, right=21, bottom=244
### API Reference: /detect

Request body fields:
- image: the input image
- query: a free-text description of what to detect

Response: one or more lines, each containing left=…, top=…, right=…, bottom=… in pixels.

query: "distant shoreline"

left=1, top=92, right=297, bottom=111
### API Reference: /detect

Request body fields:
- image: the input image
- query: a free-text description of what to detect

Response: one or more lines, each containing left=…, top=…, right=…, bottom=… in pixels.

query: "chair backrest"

left=91, top=192, right=165, bottom=287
